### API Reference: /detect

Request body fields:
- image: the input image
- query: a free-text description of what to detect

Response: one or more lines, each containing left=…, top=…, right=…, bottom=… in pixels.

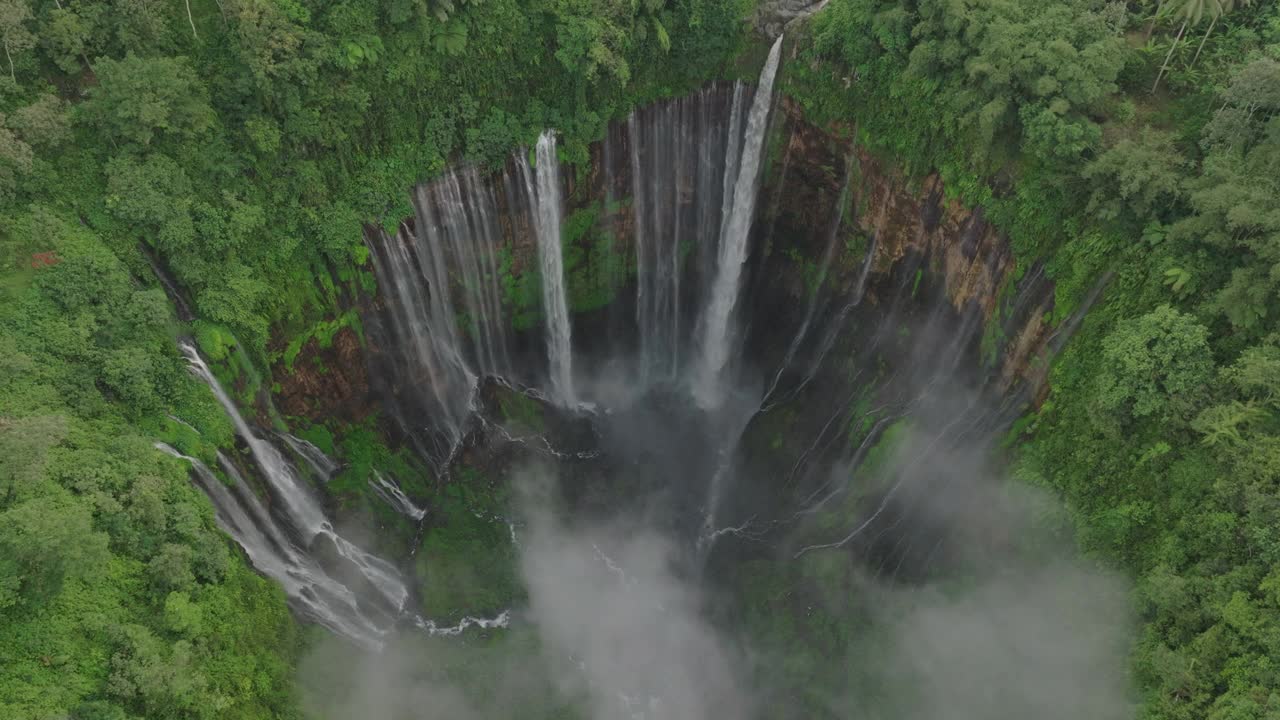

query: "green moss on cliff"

left=416, top=480, right=521, bottom=623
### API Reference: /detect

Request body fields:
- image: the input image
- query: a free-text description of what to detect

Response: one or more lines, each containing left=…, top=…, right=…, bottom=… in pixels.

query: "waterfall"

left=518, top=130, right=576, bottom=405
left=625, top=86, right=743, bottom=384
left=366, top=164, right=512, bottom=457
left=367, top=223, right=473, bottom=454
left=753, top=232, right=880, bottom=416
left=423, top=168, right=512, bottom=376
left=368, top=77, right=777, bottom=425
left=716, top=83, right=747, bottom=269
left=281, top=432, right=339, bottom=481
left=154, top=443, right=387, bottom=648
left=181, top=341, right=330, bottom=537
left=370, top=471, right=427, bottom=520
left=629, top=113, right=656, bottom=381
left=693, top=35, right=785, bottom=407
left=178, top=340, right=411, bottom=616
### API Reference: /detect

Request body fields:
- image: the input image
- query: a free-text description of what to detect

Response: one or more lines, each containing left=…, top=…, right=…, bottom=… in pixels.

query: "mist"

left=299, top=428, right=1133, bottom=720
left=299, top=466, right=753, bottom=720
left=829, top=431, right=1134, bottom=720
left=516, top=469, right=753, bottom=720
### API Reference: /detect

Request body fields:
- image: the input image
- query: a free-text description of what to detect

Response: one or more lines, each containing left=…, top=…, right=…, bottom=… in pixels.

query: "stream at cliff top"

left=161, top=33, right=1131, bottom=720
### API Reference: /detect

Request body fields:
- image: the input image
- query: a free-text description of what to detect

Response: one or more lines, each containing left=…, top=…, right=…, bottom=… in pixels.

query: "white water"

left=693, top=35, right=785, bottom=408
left=625, top=85, right=747, bottom=385
left=178, top=340, right=411, bottom=616
left=423, top=168, right=513, bottom=376
left=167, top=414, right=200, bottom=434
left=154, top=443, right=386, bottom=648
left=367, top=222, right=475, bottom=454
left=370, top=471, right=427, bottom=520
left=365, top=164, right=514, bottom=459
left=180, top=342, right=330, bottom=537
left=281, top=432, right=339, bottom=481
left=414, top=609, right=512, bottom=637
left=521, top=131, right=577, bottom=406
left=631, top=106, right=689, bottom=384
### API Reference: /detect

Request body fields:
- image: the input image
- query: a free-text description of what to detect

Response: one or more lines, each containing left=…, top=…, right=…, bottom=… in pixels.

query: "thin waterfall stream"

left=177, top=341, right=411, bottom=634
left=527, top=131, right=577, bottom=406
left=693, top=35, right=785, bottom=409
left=153, top=443, right=388, bottom=647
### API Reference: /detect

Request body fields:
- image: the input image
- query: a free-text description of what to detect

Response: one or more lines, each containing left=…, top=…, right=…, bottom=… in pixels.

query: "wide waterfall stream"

left=158, top=35, right=1130, bottom=720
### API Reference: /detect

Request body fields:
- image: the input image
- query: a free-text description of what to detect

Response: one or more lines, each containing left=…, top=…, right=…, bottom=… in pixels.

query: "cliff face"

left=745, top=96, right=1057, bottom=403
left=271, top=326, right=374, bottom=424
left=272, top=85, right=1058, bottom=455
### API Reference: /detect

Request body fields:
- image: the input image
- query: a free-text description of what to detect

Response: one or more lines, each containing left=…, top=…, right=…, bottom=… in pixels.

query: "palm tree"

left=1190, top=0, right=1252, bottom=68
left=1144, top=0, right=1168, bottom=40
left=1152, top=0, right=1223, bottom=92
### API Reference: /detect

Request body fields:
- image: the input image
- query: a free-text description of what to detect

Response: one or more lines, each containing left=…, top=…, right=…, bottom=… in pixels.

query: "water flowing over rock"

left=762, top=158, right=853, bottom=404
left=181, top=341, right=331, bottom=538
left=624, top=84, right=747, bottom=384
left=281, top=432, right=339, bottom=481
left=178, top=340, right=411, bottom=640
left=154, top=443, right=387, bottom=648
left=368, top=134, right=586, bottom=463
left=360, top=50, right=796, bottom=461
left=365, top=164, right=512, bottom=458
left=520, top=131, right=577, bottom=406
left=370, top=471, right=427, bottom=521
left=262, top=54, right=1095, bottom=659
left=693, top=35, right=785, bottom=409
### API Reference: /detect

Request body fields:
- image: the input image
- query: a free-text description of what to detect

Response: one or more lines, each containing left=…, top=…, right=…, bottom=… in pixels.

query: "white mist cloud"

left=804, top=418, right=1137, bottom=720
left=299, top=466, right=752, bottom=720
left=516, top=469, right=752, bottom=720
left=881, top=558, right=1134, bottom=720
left=301, top=445, right=1132, bottom=720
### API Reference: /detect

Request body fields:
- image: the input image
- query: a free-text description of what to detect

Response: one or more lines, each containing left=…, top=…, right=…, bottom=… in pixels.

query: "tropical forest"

left=1, top=0, right=1278, bottom=718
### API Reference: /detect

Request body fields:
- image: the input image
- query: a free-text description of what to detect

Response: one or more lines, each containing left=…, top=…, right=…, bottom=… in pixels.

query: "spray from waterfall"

left=693, top=35, right=785, bottom=408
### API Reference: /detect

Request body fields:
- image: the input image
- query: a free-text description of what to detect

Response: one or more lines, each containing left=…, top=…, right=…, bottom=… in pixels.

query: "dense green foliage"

left=0, top=214, right=298, bottom=718
left=0, top=0, right=745, bottom=716
left=784, top=0, right=1280, bottom=716
left=5, top=0, right=1276, bottom=714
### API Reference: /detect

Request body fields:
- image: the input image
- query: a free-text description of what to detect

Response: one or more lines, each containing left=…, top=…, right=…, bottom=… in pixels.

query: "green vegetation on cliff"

left=787, top=1, right=1280, bottom=716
